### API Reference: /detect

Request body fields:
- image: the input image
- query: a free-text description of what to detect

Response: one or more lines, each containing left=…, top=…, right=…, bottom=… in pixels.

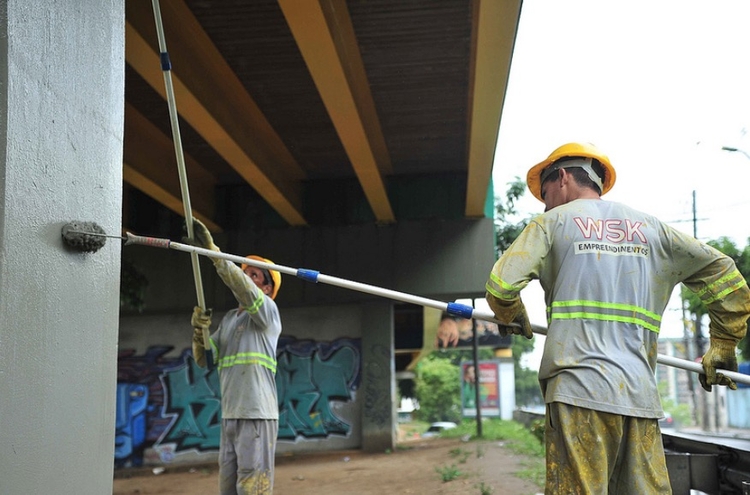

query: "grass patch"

left=398, top=419, right=430, bottom=439
left=441, top=419, right=544, bottom=457
left=515, top=458, right=545, bottom=487
left=448, top=447, right=471, bottom=463
left=441, top=418, right=545, bottom=490
left=435, top=464, right=463, bottom=482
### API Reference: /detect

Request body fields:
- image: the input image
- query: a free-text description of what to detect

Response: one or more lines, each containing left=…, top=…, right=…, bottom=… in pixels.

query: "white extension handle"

left=124, top=232, right=750, bottom=387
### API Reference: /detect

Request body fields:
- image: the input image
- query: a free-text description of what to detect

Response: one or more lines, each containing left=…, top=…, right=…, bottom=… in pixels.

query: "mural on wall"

left=116, top=337, right=361, bottom=466
left=276, top=337, right=361, bottom=440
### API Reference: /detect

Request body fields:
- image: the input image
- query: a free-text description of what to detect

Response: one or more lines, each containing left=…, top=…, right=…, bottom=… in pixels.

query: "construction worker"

left=188, top=219, right=282, bottom=495
left=485, top=142, right=750, bottom=494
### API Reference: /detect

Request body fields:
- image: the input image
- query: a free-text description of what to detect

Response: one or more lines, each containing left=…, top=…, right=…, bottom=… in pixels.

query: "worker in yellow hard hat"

left=188, top=219, right=282, bottom=495
left=485, top=142, right=749, bottom=494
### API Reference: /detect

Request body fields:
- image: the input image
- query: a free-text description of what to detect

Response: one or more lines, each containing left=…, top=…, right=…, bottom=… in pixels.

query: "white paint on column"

left=0, top=1, right=124, bottom=493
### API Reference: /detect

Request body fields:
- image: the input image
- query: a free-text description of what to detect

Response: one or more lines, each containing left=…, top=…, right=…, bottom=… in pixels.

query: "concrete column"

left=0, top=1, right=124, bottom=494
left=360, top=301, right=397, bottom=452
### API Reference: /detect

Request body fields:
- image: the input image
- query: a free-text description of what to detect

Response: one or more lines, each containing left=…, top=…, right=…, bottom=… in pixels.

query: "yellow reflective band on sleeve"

left=486, top=272, right=523, bottom=300
left=699, top=270, right=748, bottom=305
left=550, top=300, right=662, bottom=333
left=217, top=351, right=277, bottom=374
left=242, top=293, right=265, bottom=314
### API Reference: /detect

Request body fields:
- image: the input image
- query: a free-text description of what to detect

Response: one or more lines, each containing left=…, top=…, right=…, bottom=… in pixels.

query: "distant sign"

left=461, top=361, right=501, bottom=417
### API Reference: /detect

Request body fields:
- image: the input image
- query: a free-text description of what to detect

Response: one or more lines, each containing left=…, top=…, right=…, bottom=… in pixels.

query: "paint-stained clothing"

left=486, top=198, right=748, bottom=417
left=545, top=402, right=671, bottom=495
left=486, top=198, right=749, bottom=494
left=220, top=419, right=277, bottom=495
left=208, top=259, right=281, bottom=495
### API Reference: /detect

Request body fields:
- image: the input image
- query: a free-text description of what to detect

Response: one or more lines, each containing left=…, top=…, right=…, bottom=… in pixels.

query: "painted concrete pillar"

left=360, top=301, right=397, bottom=452
left=0, top=1, right=124, bottom=494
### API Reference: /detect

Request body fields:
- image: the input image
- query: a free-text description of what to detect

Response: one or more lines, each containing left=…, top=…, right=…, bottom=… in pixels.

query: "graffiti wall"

left=115, top=337, right=361, bottom=467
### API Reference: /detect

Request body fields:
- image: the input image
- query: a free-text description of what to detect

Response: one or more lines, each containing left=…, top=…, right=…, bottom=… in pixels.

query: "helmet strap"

left=540, top=157, right=603, bottom=192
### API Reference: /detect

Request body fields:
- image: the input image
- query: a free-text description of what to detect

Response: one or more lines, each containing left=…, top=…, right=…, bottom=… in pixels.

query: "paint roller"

left=59, top=224, right=750, bottom=387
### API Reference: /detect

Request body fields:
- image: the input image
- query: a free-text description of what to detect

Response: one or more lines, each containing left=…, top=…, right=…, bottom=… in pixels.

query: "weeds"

left=435, top=464, right=463, bottom=482
left=476, top=481, right=493, bottom=495
left=448, top=447, right=471, bottom=464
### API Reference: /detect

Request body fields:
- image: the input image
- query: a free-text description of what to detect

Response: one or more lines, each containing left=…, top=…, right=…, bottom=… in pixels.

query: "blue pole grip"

left=296, top=268, right=320, bottom=283
left=160, top=52, right=171, bottom=71
left=446, top=302, right=474, bottom=319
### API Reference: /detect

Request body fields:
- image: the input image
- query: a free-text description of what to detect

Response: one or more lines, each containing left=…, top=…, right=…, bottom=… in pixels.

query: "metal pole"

left=150, top=0, right=214, bottom=369
left=123, top=232, right=750, bottom=386
left=471, top=301, right=482, bottom=438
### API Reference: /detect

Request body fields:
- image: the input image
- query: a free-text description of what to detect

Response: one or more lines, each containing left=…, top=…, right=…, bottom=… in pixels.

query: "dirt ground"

left=113, top=437, right=543, bottom=495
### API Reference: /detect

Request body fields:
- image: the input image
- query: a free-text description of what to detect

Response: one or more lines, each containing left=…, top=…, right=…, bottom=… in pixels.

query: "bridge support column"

left=360, top=301, right=397, bottom=452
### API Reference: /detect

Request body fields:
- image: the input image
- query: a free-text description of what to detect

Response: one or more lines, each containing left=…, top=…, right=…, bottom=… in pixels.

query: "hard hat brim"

left=241, top=255, right=282, bottom=299
left=527, top=145, right=616, bottom=202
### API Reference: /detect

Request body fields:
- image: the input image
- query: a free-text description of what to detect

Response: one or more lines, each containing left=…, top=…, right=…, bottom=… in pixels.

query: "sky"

left=490, top=1, right=750, bottom=369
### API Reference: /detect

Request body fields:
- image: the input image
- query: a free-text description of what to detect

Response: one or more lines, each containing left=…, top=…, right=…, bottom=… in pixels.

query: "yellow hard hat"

left=526, top=142, right=616, bottom=202
left=241, top=255, right=282, bottom=299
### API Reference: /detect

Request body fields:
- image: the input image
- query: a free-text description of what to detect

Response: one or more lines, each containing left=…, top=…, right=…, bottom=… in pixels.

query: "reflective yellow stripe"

left=486, top=273, right=524, bottom=300
left=550, top=300, right=661, bottom=333
left=242, top=293, right=264, bottom=314
left=550, top=312, right=661, bottom=333
left=552, top=300, right=661, bottom=322
left=700, top=270, right=747, bottom=305
left=217, top=351, right=277, bottom=373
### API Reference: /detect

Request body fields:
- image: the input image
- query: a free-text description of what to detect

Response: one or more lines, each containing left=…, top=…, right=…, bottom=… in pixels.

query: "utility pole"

left=690, top=190, right=713, bottom=432
left=471, top=300, right=483, bottom=438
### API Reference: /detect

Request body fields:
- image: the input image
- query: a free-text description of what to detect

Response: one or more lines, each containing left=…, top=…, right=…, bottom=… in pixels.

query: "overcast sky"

left=490, top=1, right=750, bottom=369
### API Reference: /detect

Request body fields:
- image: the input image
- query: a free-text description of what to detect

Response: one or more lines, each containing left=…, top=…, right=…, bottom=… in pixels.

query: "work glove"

left=497, top=305, right=533, bottom=340
left=699, top=337, right=739, bottom=392
left=487, top=293, right=534, bottom=339
left=183, top=218, right=220, bottom=252
left=191, top=305, right=212, bottom=335
left=191, top=306, right=212, bottom=368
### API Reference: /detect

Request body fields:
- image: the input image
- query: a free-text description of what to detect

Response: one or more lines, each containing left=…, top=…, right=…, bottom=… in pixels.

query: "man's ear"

left=558, top=168, right=570, bottom=186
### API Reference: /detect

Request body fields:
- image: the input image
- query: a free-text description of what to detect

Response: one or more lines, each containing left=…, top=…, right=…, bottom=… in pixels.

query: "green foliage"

left=680, top=236, right=750, bottom=361
left=414, top=355, right=462, bottom=422
left=435, top=464, right=463, bottom=482
left=529, top=419, right=545, bottom=445
left=493, top=178, right=542, bottom=407
left=476, top=481, right=494, bottom=495
left=658, top=382, right=695, bottom=427
left=511, top=336, right=543, bottom=408
left=441, top=419, right=545, bottom=458
left=494, top=177, right=530, bottom=257
left=449, top=447, right=471, bottom=464
left=120, top=259, right=149, bottom=312
left=442, top=419, right=545, bottom=488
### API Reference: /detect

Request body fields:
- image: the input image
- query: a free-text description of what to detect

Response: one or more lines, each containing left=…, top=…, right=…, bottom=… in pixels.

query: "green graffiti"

left=161, top=356, right=222, bottom=450
left=276, top=340, right=360, bottom=440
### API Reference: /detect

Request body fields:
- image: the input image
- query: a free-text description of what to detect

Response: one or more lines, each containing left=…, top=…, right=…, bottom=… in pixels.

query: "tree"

left=681, top=236, right=750, bottom=361
left=494, top=177, right=529, bottom=257
left=494, top=177, right=541, bottom=406
left=414, top=354, right=462, bottom=422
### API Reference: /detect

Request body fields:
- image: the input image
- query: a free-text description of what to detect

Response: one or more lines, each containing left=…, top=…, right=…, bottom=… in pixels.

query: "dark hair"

left=541, top=157, right=605, bottom=194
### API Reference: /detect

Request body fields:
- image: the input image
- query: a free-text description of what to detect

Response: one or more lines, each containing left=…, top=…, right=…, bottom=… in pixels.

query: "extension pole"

left=151, top=0, right=214, bottom=369
left=123, top=232, right=750, bottom=387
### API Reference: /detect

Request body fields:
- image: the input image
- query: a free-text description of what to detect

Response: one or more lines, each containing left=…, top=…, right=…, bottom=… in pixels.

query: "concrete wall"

left=121, top=217, right=497, bottom=314
left=117, top=303, right=368, bottom=466
left=116, top=211, right=495, bottom=465
left=115, top=217, right=495, bottom=464
left=0, top=1, right=124, bottom=493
